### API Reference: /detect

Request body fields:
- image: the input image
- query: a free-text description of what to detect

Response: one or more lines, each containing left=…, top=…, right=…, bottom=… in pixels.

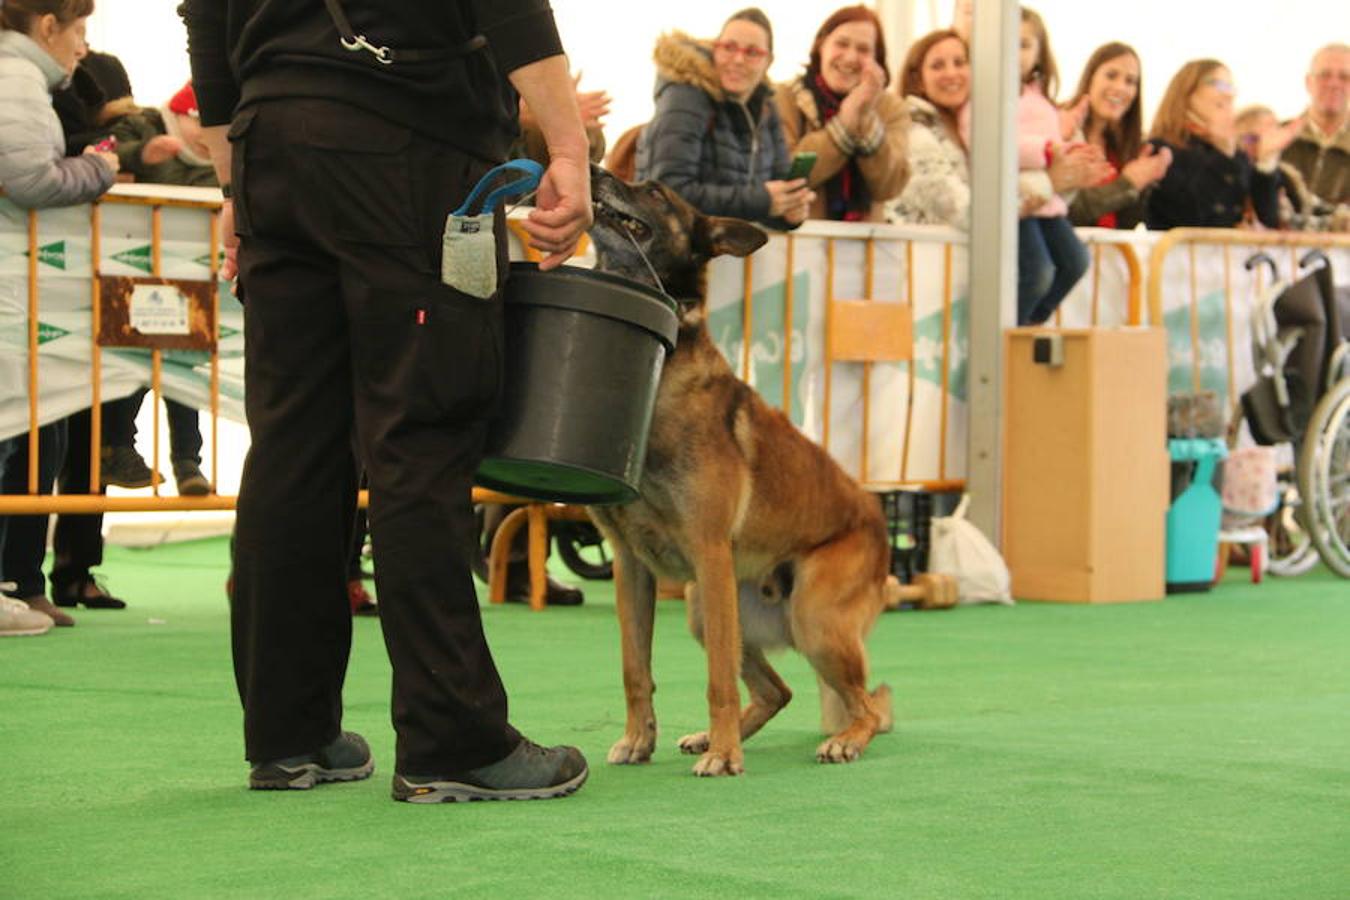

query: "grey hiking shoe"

left=249, top=731, right=375, bottom=790
left=391, top=738, right=588, bottom=803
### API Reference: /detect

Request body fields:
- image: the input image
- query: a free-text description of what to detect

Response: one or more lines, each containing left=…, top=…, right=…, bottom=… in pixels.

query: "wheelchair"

left=1240, top=250, right=1350, bottom=578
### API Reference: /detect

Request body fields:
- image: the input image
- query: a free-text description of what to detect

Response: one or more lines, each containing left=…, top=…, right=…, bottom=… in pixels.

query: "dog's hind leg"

left=818, top=678, right=891, bottom=735
left=738, top=647, right=792, bottom=741
left=791, top=537, right=890, bottom=763
left=679, top=645, right=792, bottom=754
left=607, top=545, right=660, bottom=765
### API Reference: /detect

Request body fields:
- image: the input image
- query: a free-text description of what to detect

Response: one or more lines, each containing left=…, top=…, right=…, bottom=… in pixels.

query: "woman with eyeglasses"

left=776, top=4, right=908, bottom=222
left=636, top=7, right=812, bottom=228
left=1145, top=59, right=1300, bottom=229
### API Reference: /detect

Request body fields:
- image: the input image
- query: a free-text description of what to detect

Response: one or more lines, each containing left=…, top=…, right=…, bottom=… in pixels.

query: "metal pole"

left=965, top=0, right=1018, bottom=543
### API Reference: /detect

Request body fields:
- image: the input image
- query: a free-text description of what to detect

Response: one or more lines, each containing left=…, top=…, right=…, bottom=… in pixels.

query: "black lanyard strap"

left=322, top=0, right=486, bottom=66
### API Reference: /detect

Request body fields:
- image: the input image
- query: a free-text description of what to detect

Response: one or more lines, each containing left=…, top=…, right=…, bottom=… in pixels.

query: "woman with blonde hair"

left=1145, top=59, right=1299, bottom=229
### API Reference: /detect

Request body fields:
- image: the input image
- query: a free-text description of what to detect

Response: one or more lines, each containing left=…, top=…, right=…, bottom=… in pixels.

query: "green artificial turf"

left=1, top=537, right=1347, bottom=899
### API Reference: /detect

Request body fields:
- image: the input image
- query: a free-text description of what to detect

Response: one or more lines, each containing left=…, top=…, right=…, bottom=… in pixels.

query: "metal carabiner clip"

left=340, top=33, right=393, bottom=65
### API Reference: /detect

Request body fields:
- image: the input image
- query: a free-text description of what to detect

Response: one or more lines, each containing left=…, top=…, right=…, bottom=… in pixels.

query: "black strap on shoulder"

left=322, top=0, right=486, bottom=66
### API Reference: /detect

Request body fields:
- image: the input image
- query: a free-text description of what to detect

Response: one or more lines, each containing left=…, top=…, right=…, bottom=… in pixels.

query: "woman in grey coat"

left=0, top=0, right=117, bottom=632
left=637, top=8, right=811, bottom=229
left=0, top=0, right=116, bottom=209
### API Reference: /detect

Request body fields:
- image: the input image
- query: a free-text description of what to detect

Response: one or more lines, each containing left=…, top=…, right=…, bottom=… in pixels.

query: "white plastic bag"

left=929, top=495, right=1013, bottom=605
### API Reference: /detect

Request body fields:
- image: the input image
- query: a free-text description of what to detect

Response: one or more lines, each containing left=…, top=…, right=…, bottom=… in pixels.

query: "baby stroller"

left=1239, top=250, right=1350, bottom=577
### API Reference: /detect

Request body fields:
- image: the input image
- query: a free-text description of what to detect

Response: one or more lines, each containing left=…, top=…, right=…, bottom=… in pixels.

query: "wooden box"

left=1002, top=328, right=1168, bottom=602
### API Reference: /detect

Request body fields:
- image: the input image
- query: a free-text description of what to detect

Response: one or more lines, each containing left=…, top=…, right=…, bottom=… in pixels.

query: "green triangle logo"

left=29, top=240, right=66, bottom=270
left=112, top=245, right=154, bottom=273
left=194, top=250, right=227, bottom=269
left=37, top=322, right=70, bottom=344
left=912, top=298, right=969, bottom=402
left=219, top=325, right=240, bottom=340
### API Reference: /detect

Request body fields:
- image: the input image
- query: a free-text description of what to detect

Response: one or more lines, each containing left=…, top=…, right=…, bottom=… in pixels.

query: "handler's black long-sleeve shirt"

left=178, top=0, right=564, bottom=162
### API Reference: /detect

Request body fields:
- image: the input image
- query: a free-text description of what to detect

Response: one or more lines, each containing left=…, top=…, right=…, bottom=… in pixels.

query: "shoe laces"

left=518, top=739, right=549, bottom=760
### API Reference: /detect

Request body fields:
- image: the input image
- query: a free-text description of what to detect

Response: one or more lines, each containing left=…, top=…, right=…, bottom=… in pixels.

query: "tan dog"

left=586, top=167, right=898, bottom=776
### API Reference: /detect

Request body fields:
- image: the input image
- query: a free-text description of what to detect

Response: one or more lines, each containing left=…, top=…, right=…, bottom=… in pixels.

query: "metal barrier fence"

left=1145, top=228, right=1350, bottom=410
left=1, top=189, right=1154, bottom=515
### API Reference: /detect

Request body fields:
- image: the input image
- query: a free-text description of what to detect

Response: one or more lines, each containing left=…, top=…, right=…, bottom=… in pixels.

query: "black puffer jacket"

left=636, top=32, right=792, bottom=228
left=1145, top=137, right=1280, bottom=230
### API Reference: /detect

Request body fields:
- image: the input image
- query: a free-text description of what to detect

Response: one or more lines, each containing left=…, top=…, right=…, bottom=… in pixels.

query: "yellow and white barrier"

left=6, top=182, right=1349, bottom=516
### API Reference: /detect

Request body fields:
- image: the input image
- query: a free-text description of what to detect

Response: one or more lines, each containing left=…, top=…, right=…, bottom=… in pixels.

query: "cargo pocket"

left=354, top=282, right=503, bottom=427
left=301, top=113, right=419, bottom=247
left=226, top=107, right=257, bottom=236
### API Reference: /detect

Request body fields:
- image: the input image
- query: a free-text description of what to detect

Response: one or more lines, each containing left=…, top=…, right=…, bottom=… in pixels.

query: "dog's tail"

left=883, top=575, right=903, bottom=610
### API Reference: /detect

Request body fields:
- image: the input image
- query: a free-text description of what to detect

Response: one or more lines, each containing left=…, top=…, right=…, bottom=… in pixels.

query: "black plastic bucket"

left=474, top=262, right=679, bottom=504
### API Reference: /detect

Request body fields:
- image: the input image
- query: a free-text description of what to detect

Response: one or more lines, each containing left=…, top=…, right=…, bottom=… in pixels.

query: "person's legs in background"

left=0, top=421, right=74, bottom=626
left=1016, top=217, right=1056, bottom=326
left=0, top=436, right=52, bottom=636
left=167, top=398, right=212, bottom=495
left=480, top=503, right=584, bottom=606
left=100, top=390, right=158, bottom=489
left=1026, top=216, right=1090, bottom=325
left=347, top=476, right=376, bottom=616
left=51, top=408, right=127, bottom=610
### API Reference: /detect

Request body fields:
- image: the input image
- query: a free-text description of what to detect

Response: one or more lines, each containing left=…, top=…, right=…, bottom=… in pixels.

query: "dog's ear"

left=696, top=216, right=769, bottom=259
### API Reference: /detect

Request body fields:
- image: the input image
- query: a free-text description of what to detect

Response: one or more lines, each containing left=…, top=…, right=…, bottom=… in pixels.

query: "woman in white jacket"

left=885, top=29, right=970, bottom=228
left=0, top=0, right=116, bottom=634
left=0, top=0, right=115, bottom=208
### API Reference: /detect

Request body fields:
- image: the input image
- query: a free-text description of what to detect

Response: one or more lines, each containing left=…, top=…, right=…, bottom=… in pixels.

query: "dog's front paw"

left=815, top=735, right=864, bottom=764
left=607, top=733, right=655, bottom=765
left=677, top=731, right=709, bottom=755
left=692, top=749, right=744, bottom=777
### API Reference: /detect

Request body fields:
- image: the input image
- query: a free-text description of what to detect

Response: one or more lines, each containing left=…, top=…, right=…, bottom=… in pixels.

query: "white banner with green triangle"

left=0, top=187, right=244, bottom=442
left=703, top=225, right=1350, bottom=484
left=4, top=190, right=1346, bottom=466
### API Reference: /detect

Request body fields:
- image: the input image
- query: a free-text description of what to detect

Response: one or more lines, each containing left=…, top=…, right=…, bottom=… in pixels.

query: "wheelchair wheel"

left=554, top=520, right=614, bottom=580
left=1264, top=476, right=1319, bottom=577
left=1297, top=378, right=1350, bottom=578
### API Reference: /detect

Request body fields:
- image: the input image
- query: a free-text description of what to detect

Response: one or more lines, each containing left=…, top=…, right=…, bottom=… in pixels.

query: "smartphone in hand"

left=787, top=151, right=817, bottom=182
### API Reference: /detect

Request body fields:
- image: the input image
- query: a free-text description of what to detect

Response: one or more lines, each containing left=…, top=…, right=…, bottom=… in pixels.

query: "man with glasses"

left=1283, top=43, right=1350, bottom=212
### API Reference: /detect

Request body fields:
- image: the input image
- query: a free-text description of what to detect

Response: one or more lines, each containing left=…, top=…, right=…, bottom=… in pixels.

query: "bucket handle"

left=453, top=159, right=544, bottom=217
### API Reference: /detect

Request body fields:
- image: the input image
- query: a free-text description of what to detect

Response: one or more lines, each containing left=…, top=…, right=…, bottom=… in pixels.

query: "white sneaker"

left=0, top=596, right=53, bottom=637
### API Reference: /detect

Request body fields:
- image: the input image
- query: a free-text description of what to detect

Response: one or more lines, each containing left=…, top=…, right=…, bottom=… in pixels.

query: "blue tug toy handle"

left=453, top=159, right=544, bottom=216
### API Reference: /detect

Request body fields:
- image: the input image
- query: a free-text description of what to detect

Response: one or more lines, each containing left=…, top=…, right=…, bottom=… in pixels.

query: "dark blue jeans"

left=1017, top=216, right=1089, bottom=326
left=103, top=389, right=203, bottom=463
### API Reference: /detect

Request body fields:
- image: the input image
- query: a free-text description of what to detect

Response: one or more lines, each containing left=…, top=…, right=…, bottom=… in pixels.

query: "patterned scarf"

left=807, top=70, right=870, bottom=221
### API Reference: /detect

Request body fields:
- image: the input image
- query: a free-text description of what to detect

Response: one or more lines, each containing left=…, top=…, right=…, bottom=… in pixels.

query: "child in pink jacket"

left=1013, top=8, right=1088, bottom=324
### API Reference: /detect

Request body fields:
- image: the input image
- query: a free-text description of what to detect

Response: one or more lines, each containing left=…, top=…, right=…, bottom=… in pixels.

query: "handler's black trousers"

left=229, top=97, right=518, bottom=774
